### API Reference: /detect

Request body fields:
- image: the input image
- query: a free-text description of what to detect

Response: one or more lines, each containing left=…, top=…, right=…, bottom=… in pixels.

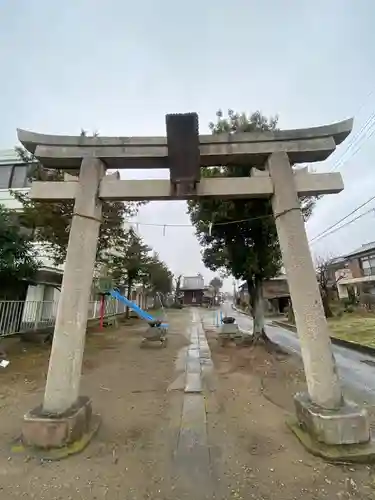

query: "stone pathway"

left=184, top=309, right=212, bottom=393
left=1, top=309, right=375, bottom=498
left=172, top=309, right=215, bottom=499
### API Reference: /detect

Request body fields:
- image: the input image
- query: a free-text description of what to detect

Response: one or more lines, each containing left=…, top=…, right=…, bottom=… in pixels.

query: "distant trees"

left=315, top=256, right=334, bottom=318
left=173, top=274, right=182, bottom=306
left=104, top=229, right=172, bottom=316
left=146, top=252, right=173, bottom=298
left=13, top=146, right=143, bottom=267
left=188, top=109, right=317, bottom=344
left=13, top=146, right=173, bottom=311
left=209, top=276, right=223, bottom=303
left=0, top=204, right=40, bottom=299
left=106, top=229, right=151, bottom=303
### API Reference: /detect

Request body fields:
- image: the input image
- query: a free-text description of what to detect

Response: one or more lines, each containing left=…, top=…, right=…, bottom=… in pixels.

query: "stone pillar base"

left=288, top=392, right=375, bottom=463
left=294, top=392, right=370, bottom=445
left=219, top=324, right=242, bottom=346
left=19, top=396, right=100, bottom=459
left=219, top=323, right=239, bottom=337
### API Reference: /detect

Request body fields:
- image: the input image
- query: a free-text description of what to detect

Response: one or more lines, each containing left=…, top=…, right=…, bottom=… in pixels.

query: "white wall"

left=22, top=284, right=45, bottom=323
left=337, top=283, right=349, bottom=299
left=53, top=287, right=61, bottom=302
left=0, top=188, right=26, bottom=210
left=25, top=284, right=44, bottom=303
left=22, top=284, right=60, bottom=323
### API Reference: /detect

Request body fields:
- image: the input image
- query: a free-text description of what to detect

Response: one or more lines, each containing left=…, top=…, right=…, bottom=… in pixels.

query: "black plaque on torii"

left=166, top=112, right=200, bottom=197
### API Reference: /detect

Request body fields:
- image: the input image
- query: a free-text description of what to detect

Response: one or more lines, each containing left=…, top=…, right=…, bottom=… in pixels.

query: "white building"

left=0, top=149, right=63, bottom=307
left=0, top=150, right=149, bottom=333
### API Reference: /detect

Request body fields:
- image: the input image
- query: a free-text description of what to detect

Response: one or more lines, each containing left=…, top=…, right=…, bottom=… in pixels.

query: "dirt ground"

left=205, top=326, right=375, bottom=499
left=0, top=311, right=189, bottom=500
left=0, top=309, right=375, bottom=499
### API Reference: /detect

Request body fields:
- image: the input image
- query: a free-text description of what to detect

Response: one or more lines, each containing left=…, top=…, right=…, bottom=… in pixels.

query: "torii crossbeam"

left=19, top=115, right=350, bottom=200
left=16, top=114, right=374, bottom=460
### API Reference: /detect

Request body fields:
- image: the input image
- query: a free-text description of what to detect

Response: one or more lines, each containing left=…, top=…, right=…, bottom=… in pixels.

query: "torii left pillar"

left=21, top=157, right=105, bottom=451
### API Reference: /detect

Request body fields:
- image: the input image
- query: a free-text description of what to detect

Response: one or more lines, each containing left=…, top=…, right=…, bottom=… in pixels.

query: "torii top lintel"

left=17, top=114, right=353, bottom=175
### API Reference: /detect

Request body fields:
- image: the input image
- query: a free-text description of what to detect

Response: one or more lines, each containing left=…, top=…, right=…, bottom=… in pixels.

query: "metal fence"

left=0, top=297, right=127, bottom=337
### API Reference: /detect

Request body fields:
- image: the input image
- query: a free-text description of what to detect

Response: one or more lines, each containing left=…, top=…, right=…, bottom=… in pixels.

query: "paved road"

left=205, top=303, right=375, bottom=405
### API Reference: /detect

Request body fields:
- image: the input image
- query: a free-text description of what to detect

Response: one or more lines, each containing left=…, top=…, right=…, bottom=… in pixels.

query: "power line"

left=130, top=213, right=271, bottom=229
left=324, top=84, right=375, bottom=173
left=329, top=112, right=375, bottom=172
left=310, top=207, right=375, bottom=244
left=310, top=194, right=375, bottom=243
left=307, top=92, right=375, bottom=236
left=353, top=86, right=375, bottom=116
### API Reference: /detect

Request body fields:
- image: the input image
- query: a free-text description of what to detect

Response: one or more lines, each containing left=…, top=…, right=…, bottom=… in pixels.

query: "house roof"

left=326, top=242, right=375, bottom=267
left=181, top=275, right=204, bottom=290
left=344, top=241, right=375, bottom=259
left=238, top=275, right=288, bottom=290
left=0, top=149, right=22, bottom=164
left=328, top=256, right=347, bottom=265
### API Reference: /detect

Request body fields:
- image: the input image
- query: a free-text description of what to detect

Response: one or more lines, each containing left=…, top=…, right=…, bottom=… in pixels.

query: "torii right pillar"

left=268, top=152, right=374, bottom=459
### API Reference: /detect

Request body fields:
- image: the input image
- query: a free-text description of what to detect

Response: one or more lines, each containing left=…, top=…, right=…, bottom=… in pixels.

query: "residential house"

left=328, top=242, right=375, bottom=299
left=237, top=275, right=290, bottom=314
left=0, top=150, right=64, bottom=298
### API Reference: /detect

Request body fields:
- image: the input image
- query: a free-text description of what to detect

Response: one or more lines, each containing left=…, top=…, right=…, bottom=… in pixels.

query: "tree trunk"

left=126, top=280, right=132, bottom=319
left=250, top=278, right=270, bottom=343
left=321, top=290, right=333, bottom=318
left=252, top=281, right=266, bottom=341
left=247, top=279, right=269, bottom=343
left=154, top=292, right=160, bottom=309
left=247, top=277, right=282, bottom=351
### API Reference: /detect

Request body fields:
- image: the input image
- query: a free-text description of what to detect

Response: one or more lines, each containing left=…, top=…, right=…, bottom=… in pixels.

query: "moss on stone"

left=11, top=414, right=100, bottom=461
left=287, top=416, right=375, bottom=464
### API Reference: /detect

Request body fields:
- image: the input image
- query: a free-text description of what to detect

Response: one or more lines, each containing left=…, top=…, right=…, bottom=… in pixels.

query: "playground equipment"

left=95, top=275, right=115, bottom=330
left=109, top=290, right=168, bottom=347
left=141, top=319, right=168, bottom=348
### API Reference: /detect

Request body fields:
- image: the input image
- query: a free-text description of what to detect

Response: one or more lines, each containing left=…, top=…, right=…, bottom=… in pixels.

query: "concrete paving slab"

left=173, top=394, right=213, bottom=498
left=200, top=358, right=213, bottom=368
left=199, top=350, right=211, bottom=360
left=168, top=373, right=186, bottom=392
left=187, top=357, right=201, bottom=374
left=185, top=372, right=202, bottom=393
left=188, top=348, right=200, bottom=359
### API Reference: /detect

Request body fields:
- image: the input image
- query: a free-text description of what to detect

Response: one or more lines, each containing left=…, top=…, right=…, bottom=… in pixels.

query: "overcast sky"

left=1, top=0, right=375, bottom=292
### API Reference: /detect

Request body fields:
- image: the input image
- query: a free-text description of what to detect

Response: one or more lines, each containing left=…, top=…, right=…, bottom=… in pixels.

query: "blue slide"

left=109, top=289, right=168, bottom=328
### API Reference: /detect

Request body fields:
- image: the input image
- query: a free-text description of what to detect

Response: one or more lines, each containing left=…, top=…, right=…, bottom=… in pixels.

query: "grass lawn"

left=328, top=313, right=375, bottom=348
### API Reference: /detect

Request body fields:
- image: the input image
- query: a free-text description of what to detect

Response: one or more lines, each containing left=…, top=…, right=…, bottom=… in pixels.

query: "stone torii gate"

left=17, top=114, right=373, bottom=459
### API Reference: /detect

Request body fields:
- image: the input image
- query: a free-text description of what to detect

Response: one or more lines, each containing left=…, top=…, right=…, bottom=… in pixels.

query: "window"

left=360, top=254, right=375, bottom=277
left=10, top=165, right=30, bottom=188
left=0, top=164, right=31, bottom=189
left=0, top=165, right=13, bottom=189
